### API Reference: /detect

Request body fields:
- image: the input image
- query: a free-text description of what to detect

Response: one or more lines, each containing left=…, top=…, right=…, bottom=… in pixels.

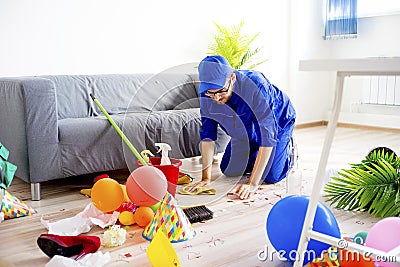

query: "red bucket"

left=136, top=158, right=182, bottom=197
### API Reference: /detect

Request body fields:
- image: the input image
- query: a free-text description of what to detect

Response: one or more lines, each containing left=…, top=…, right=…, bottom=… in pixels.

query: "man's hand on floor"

left=185, top=180, right=211, bottom=192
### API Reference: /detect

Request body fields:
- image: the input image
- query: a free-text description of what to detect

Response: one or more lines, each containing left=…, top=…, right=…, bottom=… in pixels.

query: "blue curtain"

left=324, top=0, right=358, bottom=40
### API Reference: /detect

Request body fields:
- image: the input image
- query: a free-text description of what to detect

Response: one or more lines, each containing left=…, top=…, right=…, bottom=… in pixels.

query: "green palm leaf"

left=351, top=147, right=398, bottom=170
left=207, top=20, right=267, bottom=70
left=324, top=149, right=400, bottom=218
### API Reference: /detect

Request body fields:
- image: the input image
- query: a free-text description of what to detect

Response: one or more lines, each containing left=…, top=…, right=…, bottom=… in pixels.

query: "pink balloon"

left=365, top=217, right=400, bottom=267
left=126, top=166, right=167, bottom=207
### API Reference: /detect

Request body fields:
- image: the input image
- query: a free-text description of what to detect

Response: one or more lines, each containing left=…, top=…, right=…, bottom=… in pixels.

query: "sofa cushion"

left=58, top=107, right=229, bottom=177
left=57, top=108, right=203, bottom=176
left=58, top=116, right=128, bottom=177
left=43, top=74, right=199, bottom=120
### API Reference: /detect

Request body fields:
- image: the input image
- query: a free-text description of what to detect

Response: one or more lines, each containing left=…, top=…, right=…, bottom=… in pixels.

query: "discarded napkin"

left=41, top=203, right=119, bottom=236
left=45, top=251, right=111, bottom=267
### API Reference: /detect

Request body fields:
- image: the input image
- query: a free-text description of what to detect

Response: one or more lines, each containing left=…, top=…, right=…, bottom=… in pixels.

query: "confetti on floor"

left=128, top=233, right=136, bottom=239
left=207, top=236, right=225, bottom=247
left=187, top=251, right=202, bottom=260
left=115, top=253, right=132, bottom=263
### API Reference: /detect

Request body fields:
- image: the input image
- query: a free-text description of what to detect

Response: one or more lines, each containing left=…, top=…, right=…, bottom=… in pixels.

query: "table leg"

left=293, top=72, right=346, bottom=266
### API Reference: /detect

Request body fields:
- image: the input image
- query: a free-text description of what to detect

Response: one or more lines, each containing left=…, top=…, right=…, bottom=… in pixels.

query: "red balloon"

left=126, top=166, right=167, bottom=207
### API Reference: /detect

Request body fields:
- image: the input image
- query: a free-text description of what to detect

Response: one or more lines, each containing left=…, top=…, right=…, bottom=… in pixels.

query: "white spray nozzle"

left=155, top=143, right=172, bottom=165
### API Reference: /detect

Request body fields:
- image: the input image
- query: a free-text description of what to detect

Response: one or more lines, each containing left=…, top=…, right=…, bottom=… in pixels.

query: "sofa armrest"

left=0, top=79, right=29, bottom=181
left=0, top=78, right=61, bottom=183
left=23, top=78, right=62, bottom=183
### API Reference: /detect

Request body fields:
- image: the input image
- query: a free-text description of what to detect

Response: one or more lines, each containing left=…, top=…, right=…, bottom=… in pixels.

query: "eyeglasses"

left=205, top=79, right=232, bottom=97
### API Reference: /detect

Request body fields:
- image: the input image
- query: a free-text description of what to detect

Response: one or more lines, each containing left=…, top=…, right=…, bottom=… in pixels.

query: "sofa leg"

left=31, top=183, right=41, bottom=201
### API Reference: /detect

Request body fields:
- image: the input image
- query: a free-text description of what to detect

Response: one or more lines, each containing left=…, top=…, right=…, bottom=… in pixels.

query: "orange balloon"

left=91, top=178, right=124, bottom=213
left=339, top=249, right=375, bottom=267
left=133, top=206, right=154, bottom=228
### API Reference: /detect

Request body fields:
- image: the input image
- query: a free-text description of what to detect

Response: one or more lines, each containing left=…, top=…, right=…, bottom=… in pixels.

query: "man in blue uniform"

left=187, top=55, right=296, bottom=199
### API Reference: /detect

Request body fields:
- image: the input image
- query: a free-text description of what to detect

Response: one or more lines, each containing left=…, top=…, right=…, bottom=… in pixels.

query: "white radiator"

left=362, top=76, right=400, bottom=106
left=346, top=76, right=400, bottom=127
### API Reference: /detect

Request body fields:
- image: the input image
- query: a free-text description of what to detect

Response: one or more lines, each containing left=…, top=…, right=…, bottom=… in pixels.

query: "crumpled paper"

left=41, top=203, right=119, bottom=236
left=45, top=251, right=111, bottom=267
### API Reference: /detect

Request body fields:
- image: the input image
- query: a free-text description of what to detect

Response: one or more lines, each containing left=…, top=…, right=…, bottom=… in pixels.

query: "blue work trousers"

left=220, top=134, right=292, bottom=184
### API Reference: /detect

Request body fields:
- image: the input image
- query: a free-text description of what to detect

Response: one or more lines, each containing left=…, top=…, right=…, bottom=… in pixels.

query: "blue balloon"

left=266, top=195, right=340, bottom=264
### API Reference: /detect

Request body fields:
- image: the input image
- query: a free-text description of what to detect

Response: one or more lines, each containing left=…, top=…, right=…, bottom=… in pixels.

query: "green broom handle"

left=90, top=94, right=148, bottom=166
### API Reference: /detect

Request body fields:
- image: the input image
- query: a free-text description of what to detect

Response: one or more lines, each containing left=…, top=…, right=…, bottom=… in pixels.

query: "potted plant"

left=207, top=20, right=267, bottom=70
left=324, top=147, right=400, bottom=218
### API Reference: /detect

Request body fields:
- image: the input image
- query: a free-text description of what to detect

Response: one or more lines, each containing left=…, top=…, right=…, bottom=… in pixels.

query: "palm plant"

left=324, top=147, right=400, bottom=218
left=207, top=20, right=267, bottom=70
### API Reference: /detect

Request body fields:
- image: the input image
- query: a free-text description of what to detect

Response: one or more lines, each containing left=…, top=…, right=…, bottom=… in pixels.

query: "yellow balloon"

left=118, top=211, right=135, bottom=226
left=91, top=178, right=124, bottom=213
left=120, top=184, right=131, bottom=203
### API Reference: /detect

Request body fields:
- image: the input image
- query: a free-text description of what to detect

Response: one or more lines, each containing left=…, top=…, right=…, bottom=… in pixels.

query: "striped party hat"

left=1, top=190, right=36, bottom=219
left=142, top=191, right=195, bottom=243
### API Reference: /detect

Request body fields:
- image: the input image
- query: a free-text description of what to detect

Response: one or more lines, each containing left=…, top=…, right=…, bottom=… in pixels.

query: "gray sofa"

left=0, top=73, right=229, bottom=200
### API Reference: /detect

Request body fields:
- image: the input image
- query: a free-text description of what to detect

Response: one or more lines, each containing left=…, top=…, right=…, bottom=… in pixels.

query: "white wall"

left=288, top=0, right=334, bottom=124
left=0, top=0, right=290, bottom=92
left=329, top=14, right=400, bottom=59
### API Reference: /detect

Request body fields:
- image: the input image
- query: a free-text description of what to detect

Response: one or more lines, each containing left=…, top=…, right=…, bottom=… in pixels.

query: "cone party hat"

left=143, top=191, right=195, bottom=243
left=1, top=190, right=37, bottom=219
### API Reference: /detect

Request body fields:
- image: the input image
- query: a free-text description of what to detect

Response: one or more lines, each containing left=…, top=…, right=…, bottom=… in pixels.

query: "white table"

left=296, top=58, right=400, bottom=267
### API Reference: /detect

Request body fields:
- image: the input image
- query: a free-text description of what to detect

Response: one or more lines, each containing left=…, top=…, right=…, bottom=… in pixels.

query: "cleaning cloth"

left=178, top=184, right=217, bottom=195
left=177, top=172, right=194, bottom=185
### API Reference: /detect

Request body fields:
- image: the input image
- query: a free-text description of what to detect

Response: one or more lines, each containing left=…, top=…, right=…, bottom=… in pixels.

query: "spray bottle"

left=155, top=143, right=172, bottom=165
left=286, top=136, right=302, bottom=195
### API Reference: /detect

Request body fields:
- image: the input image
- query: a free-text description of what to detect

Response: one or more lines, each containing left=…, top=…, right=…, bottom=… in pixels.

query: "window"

left=324, top=0, right=358, bottom=40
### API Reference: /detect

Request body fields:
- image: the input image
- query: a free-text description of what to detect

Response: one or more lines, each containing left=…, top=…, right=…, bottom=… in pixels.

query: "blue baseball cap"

left=198, top=55, right=232, bottom=94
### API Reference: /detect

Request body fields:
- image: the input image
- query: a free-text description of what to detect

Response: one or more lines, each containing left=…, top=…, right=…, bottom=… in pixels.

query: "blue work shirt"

left=199, top=70, right=296, bottom=147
